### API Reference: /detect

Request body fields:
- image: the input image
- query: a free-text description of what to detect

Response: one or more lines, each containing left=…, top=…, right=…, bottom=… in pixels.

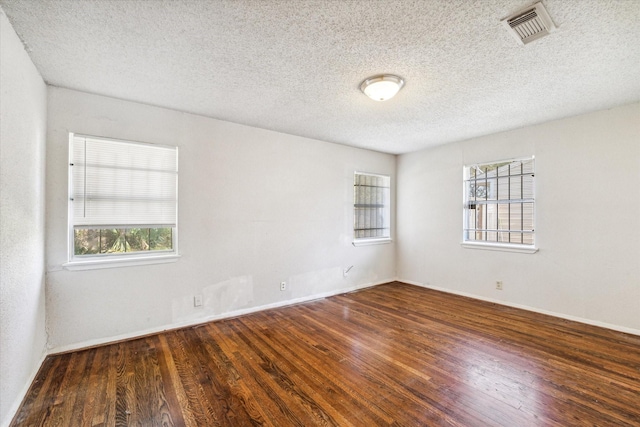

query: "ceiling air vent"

left=502, top=2, right=556, bottom=45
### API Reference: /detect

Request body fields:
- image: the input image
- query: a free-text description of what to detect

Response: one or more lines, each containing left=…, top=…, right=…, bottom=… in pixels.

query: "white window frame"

left=353, top=171, right=392, bottom=246
left=462, top=156, right=537, bottom=254
left=64, top=133, right=180, bottom=270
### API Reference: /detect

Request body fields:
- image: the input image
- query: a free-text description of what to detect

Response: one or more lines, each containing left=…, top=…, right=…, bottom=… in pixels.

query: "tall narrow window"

left=67, top=134, right=178, bottom=267
left=463, top=157, right=535, bottom=250
left=353, top=172, right=391, bottom=245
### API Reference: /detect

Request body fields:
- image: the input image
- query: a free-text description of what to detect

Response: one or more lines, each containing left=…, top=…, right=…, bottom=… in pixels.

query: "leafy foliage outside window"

left=74, top=228, right=173, bottom=255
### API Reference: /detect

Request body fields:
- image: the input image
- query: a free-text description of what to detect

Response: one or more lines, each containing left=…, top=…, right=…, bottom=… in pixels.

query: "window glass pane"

left=497, top=177, right=509, bottom=201
left=474, top=204, right=486, bottom=231
left=521, top=158, right=534, bottom=174
left=104, top=229, right=129, bottom=253
left=466, top=206, right=477, bottom=230
left=510, top=161, right=523, bottom=175
left=485, top=204, right=497, bottom=231
left=100, top=229, right=116, bottom=253
left=510, top=203, right=522, bottom=232
left=74, top=229, right=100, bottom=255
left=485, top=179, right=497, bottom=200
left=523, top=203, right=534, bottom=232
left=469, top=181, right=493, bottom=200
left=125, top=228, right=148, bottom=252
left=513, top=176, right=524, bottom=199
left=497, top=231, right=510, bottom=243
left=522, top=174, right=534, bottom=199
left=150, top=228, right=172, bottom=250
left=497, top=162, right=511, bottom=177
left=497, top=203, right=510, bottom=230
left=74, top=227, right=173, bottom=255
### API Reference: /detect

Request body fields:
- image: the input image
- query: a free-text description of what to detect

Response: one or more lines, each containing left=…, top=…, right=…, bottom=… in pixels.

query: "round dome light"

left=360, top=74, right=405, bottom=101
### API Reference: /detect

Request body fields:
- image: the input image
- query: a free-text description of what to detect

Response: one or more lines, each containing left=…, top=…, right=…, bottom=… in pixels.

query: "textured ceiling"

left=1, top=0, right=639, bottom=154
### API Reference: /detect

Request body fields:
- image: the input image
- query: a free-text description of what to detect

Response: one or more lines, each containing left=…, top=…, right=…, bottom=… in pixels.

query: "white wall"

left=397, top=103, right=640, bottom=332
left=46, top=87, right=396, bottom=351
left=0, top=11, right=48, bottom=427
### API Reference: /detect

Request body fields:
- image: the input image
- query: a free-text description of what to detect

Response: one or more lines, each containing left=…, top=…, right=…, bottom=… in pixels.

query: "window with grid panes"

left=463, top=157, right=535, bottom=248
left=353, top=172, right=391, bottom=244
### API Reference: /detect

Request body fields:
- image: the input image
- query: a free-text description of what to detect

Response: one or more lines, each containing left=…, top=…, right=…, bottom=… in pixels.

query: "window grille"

left=354, top=172, right=390, bottom=241
left=463, top=157, right=535, bottom=246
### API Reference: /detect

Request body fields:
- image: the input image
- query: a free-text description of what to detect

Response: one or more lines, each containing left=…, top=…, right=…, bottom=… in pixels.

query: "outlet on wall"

left=496, top=281, right=503, bottom=290
left=280, top=281, right=286, bottom=291
left=194, top=295, right=203, bottom=307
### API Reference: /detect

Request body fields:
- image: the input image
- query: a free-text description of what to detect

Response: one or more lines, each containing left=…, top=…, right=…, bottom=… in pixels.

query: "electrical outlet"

left=194, top=295, right=203, bottom=307
left=496, top=281, right=503, bottom=290
left=280, top=281, right=286, bottom=291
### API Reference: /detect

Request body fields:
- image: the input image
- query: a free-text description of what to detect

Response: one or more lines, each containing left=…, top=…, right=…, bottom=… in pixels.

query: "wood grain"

left=11, top=282, right=640, bottom=426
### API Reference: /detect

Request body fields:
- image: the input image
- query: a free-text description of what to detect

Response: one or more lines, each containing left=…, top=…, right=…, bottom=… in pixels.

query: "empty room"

left=1, top=0, right=639, bottom=426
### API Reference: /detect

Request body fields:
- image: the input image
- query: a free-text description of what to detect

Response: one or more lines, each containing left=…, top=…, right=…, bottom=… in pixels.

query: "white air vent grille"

left=502, top=2, right=556, bottom=45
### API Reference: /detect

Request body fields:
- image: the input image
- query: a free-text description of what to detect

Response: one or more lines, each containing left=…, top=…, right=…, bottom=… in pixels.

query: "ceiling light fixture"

left=360, top=74, right=405, bottom=101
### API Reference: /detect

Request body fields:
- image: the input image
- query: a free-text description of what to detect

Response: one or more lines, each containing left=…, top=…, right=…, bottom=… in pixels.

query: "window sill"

left=461, top=242, right=538, bottom=254
left=63, top=254, right=180, bottom=271
left=352, top=237, right=392, bottom=247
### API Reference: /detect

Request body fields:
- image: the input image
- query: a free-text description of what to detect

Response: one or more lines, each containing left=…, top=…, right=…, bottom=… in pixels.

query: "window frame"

left=64, top=133, right=180, bottom=270
left=461, top=156, right=538, bottom=254
left=353, top=171, right=392, bottom=246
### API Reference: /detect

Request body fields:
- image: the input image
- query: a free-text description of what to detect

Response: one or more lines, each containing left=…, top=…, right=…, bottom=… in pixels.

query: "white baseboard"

left=1, top=351, right=47, bottom=427
left=401, top=279, right=640, bottom=337
left=48, top=278, right=396, bottom=355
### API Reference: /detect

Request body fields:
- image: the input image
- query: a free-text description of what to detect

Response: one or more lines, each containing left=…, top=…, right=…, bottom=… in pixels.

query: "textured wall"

left=45, top=87, right=396, bottom=351
left=397, top=103, right=640, bottom=332
left=0, top=11, right=47, bottom=427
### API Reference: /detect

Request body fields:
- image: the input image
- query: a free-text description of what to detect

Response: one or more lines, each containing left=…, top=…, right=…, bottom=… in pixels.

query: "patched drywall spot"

left=172, top=275, right=254, bottom=323
left=203, top=275, right=254, bottom=315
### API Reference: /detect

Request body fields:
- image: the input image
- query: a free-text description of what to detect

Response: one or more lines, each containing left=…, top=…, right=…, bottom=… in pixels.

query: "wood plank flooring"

left=11, top=282, right=640, bottom=426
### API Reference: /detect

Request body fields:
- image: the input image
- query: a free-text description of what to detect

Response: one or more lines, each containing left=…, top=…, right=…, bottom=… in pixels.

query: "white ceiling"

left=2, top=0, right=639, bottom=154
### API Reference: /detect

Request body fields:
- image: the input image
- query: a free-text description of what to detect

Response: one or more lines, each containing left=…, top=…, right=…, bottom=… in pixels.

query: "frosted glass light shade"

left=360, top=74, right=405, bottom=101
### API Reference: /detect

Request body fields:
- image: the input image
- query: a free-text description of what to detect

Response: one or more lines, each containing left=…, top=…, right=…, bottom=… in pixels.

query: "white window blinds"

left=70, top=134, right=178, bottom=228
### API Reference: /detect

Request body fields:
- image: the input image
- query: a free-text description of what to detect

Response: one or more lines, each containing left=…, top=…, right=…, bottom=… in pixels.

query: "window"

left=463, top=157, right=536, bottom=252
left=353, top=172, right=391, bottom=245
left=67, top=134, right=178, bottom=268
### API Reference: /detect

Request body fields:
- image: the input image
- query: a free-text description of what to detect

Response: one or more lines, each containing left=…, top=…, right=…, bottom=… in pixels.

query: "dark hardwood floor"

left=12, top=282, right=640, bottom=426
